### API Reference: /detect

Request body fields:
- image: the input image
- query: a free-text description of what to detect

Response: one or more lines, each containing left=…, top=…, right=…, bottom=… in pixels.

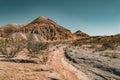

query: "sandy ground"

left=48, top=46, right=78, bottom=80
left=47, top=45, right=89, bottom=80
left=0, top=45, right=87, bottom=80
left=0, top=61, right=65, bottom=80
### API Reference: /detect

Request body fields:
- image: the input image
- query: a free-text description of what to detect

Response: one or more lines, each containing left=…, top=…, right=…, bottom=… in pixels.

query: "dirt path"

left=0, top=45, right=89, bottom=80
left=47, top=46, right=89, bottom=80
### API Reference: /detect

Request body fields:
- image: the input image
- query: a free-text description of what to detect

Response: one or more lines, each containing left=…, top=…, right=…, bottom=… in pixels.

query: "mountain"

left=0, top=16, right=77, bottom=41
left=76, top=34, right=120, bottom=45
left=74, top=30, right=89, bottom=38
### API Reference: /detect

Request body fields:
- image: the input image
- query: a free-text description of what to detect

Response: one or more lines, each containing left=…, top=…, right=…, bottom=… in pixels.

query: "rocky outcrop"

left=74, top=30, right=89, bottom=38
left=65, top=46, right=120, bottom=80
left=0, top=16, right=77, bottom=42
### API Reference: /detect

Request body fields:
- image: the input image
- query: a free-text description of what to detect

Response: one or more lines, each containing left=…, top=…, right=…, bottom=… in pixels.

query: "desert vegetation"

left=0, top=39, right=50, bottom=58
left=0, top=40, right=23, bottom=58
left=100, top=52, right=118, bottom=58
left=102, top=41, right=115, bottom=49
left=71, top=41, right=82, bottom=46
left=27, top=41, right=49, bottom=57
left=94, top=41, right=115, bottom=52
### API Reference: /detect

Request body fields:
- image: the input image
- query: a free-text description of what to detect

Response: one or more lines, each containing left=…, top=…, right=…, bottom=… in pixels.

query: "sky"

left=0, top=0, right=120, bottom=36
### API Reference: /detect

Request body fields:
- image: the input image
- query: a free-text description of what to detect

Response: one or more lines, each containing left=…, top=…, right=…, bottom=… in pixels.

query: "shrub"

left=95, top=41, right=115, bottom=51
left=102, top=42, right=115, bottom=50
left=101, top=52, right=118, bottom=58
left=71, top=41, right=82, bottom=46
left=89, top=44, right=97, bottom=49
left=27, top=41, right=49, bottom=57
left=0, top=40, right=22, bottom=58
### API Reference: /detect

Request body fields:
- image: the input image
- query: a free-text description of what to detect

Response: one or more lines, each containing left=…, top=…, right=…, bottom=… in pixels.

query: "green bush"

left=27, top=41, right=49, bottom=57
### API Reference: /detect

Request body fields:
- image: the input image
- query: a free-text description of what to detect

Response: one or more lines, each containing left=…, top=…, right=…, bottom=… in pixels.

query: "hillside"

left=76, top=34, right=120, bottom=45
left=0, top=24, right=26, bottom=37
left=0, top=16, right=77, bottom=42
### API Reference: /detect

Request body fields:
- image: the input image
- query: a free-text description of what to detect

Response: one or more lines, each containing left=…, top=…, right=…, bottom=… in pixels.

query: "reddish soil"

left=47, top=46, right=79, bottom=80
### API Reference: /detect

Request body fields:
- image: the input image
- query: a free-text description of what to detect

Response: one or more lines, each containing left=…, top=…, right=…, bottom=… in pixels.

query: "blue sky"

left=0, top=0, right=120, bottom=36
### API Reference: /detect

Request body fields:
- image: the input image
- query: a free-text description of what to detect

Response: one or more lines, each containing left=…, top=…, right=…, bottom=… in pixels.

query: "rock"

left=0, top=16, right=77, bottom=42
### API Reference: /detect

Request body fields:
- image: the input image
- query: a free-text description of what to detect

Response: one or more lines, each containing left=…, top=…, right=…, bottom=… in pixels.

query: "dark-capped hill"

left=74, top=30, right=89, bottom=38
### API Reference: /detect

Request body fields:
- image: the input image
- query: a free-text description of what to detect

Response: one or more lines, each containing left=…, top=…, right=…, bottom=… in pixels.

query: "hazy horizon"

left=0, top=0, right=120, bottom=36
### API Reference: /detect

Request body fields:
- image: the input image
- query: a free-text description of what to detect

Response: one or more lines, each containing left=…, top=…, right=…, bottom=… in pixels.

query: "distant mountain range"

left=0, top=16, right=119, bottom=42
left=0, top=16, right=78, bottom=41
